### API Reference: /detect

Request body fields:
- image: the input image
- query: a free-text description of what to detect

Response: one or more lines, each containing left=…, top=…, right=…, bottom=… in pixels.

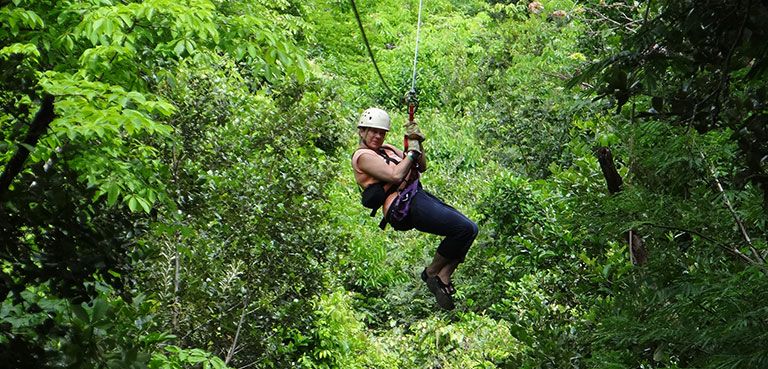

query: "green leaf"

left=71, top=304, right=89, bottom=323
left=137, top=196, right=151, bottom=213
left=107, top=183, right=120, bottom=206
left=65, top=35, right=74, bottom=51
left=8, top=17, right=18, bottom=36
left=126, top=91, right=146, bottom=104
left=185, top=39, right=195, bottom=55
left=18, top=143, right=35, bottom=152
left=0, top=43, right=40, bottom=61
left=174, top=40, right=185, bottom=56
left=93, top=18, right=104, bottom=34
left=104, top=19, right=114, bottom=36
left=92, top=298, right=108, bottom=321
left=186, top=350, right=208, bottom=364
left=142, top=332, right=176, bottom=345
left=128, top=196, right=139, bottom=212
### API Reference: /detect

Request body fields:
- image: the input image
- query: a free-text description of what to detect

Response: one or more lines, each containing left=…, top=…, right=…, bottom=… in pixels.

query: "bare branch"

left=0, top=95, right=55, bottom=203
left=635, top=222, right=762, bottom=267
left=700, top=152, right=765, bottom=264
left=225, top=296, right=250, bottom=365
left=172, top=232, right=181, bottom=333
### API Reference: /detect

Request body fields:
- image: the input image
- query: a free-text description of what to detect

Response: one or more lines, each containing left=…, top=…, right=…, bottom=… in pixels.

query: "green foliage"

left=2, top=0, right=316, bottom=366
left=589, top=258, right=768, bottom=369
left=474, top=0, right=595, bottom=178
left=3, top=0, right=768, bottom=368
left=373, top=311, right=520, bottom=368
left=150, top=346, right=231, bottom=369
left=0, top=280, right=191, bottom=369
left=130, top=50, right=348, bottom=367
left=573, top=0, right=768, bottom=207
left=293, top=290, right=399, bottom=369
left=293, top=290, right=521, bottom=369
left=38, top=70, right=174, bottom=212
left=469, top=171, right=599, bottom=368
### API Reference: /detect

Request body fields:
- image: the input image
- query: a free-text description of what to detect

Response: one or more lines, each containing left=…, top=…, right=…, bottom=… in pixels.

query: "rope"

left=349, top=0, right=396, bottom=98
left=411, top=0, right=424, bottom=91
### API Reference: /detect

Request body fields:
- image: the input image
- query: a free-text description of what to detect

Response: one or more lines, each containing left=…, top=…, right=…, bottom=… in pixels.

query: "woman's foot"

left=437, top=261, right=459, bottom=295
left=421, top=269, right=455, bottom=309
left=444, top=281, right=456, bottom=295
left=421, top=269, right=456, bottom=294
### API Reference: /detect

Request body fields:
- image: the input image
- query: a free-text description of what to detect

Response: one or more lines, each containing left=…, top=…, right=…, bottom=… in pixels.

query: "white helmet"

left=357, top=107, right=391, bottom=131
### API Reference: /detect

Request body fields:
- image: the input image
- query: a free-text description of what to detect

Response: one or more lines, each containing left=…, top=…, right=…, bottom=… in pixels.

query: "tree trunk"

left=627, top=230, right=648, bottom=266
left=596, top=147, right=623, bottom=194
left=596, top=146, right=647, bottom=265
left=0, top=95, right=55, bottom=202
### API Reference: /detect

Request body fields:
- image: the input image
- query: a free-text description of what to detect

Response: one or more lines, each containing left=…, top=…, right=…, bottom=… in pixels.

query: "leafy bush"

left=131, top=49, right=349, bottom=366
left=474, top=0, right=594, bottom=178
left=589, top=256, right=768, bottom=369
left=0, top=281, right=214, bottom=369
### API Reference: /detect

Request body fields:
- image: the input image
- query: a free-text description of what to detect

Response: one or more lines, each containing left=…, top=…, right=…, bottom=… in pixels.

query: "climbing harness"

left=387, top=177, right=420, bottom=225
left=356, top=147, right=402, bottom=214
left=354, top=145, right=422, bottom=230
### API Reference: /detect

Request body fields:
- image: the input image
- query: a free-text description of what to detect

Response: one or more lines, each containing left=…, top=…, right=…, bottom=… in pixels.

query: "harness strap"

left=354, top=147, right=402, bottom=219
left=377, top=146, right=401, bottom=165
left=378, top=213, right=388, bottom=230
left=370, top=182, right=398, bottom=217
left=353, top=147, right=420, bottom=230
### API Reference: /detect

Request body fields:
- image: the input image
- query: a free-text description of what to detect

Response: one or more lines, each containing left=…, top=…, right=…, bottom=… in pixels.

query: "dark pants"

left=388, top=189, right=478, bottom=262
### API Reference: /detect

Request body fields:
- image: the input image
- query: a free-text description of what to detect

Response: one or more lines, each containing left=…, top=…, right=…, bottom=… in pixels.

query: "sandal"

left=421, top=269, right=455, bottom=310
left=421, top=269, right=456, bottom=295
left=445, top=282, right=456, bottom=295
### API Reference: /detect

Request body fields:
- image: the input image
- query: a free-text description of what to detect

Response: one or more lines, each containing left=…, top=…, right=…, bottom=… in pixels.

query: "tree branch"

left=635, top=221, right=762, bottom=267
left=172, top=232, right=181, bottom=333
left=0, top=94, right=55, bottom=203
left=700, top=151, right=765, bottom=264
left=225, top=296, right=250, bottom=366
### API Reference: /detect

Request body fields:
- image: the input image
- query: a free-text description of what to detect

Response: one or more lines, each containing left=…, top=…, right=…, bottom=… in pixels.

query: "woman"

left=351, top=107, right=478, bottom=310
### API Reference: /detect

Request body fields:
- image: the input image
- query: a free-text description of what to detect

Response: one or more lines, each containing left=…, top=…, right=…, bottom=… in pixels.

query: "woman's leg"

left=438, top=260, right=460, bottom=293
left=409, top=191, right=478, bottom=286
left=425, top=253, right=451, bottom=279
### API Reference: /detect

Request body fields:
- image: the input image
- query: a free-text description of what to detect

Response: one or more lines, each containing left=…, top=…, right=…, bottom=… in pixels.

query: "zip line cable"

left=410, top=0, right=424, bottom=92
left=349, top=0, right=426, bottom=100
left=349, top=0, right=396, bottom=98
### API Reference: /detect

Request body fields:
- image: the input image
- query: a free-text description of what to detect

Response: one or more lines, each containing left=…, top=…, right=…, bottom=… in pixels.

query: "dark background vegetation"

left=1, top=0, right=766, bottom=368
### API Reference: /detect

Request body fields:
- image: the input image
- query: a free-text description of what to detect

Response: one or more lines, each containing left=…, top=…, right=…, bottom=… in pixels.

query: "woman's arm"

left=387, top=144, right=427, bottom=172
left=357, top=151, right=416, bottom=183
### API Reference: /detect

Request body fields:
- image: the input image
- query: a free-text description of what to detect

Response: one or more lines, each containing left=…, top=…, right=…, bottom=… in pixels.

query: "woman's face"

left=360, top=127, right=387, bottom=149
